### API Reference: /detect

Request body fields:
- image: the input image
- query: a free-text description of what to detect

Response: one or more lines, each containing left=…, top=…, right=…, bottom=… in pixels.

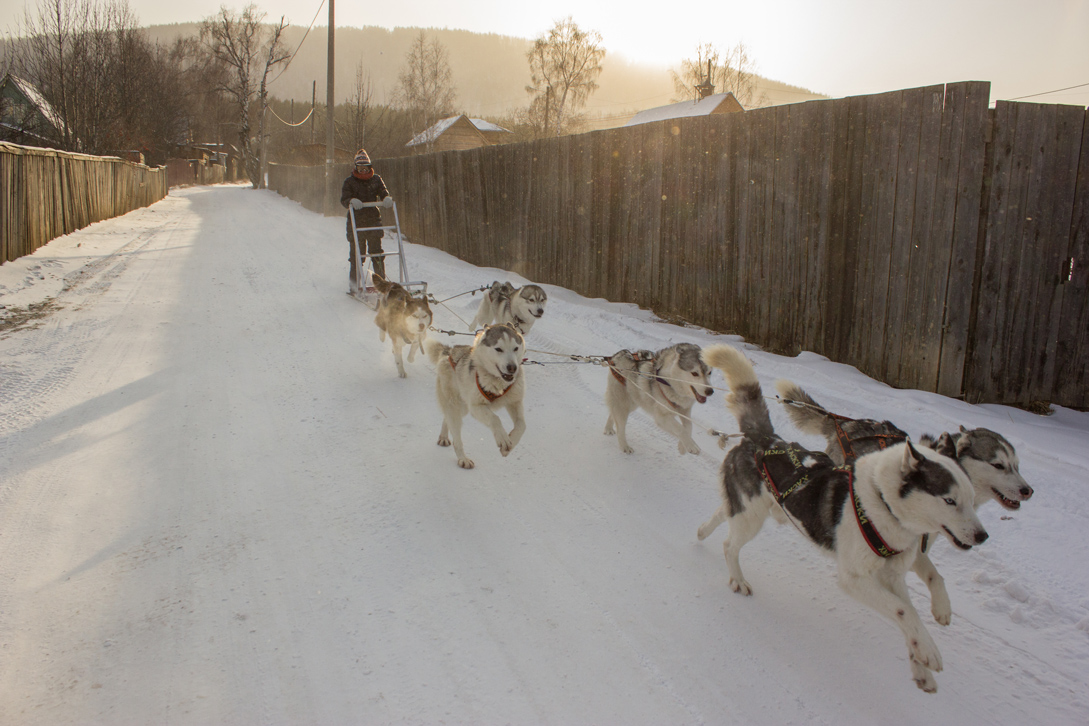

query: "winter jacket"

left=341, top=172, right=389, bottom=240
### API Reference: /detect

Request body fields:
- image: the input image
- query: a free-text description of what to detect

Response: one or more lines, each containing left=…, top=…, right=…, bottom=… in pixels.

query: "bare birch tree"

left=670, top=41, right=768, bottom=108
left=200, top=4, right=289, bottom=188
left=525, top=17, right=605, bottom=138
left=394, top=30, right=456, bottom=147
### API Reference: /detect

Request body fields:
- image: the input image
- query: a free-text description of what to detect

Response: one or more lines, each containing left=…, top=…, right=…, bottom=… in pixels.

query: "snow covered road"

left=1, top=185, right=1087, bottom=724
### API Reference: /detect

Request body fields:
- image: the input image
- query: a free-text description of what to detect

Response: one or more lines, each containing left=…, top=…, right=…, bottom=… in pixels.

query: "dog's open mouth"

left=531, top=310, right=543, bottom=318
left=692, top=386, right=707, bottom=404
left=943, top=526, right=973, bottom=550
left=992, top=488, right=1021, bottom=510
left=500, top=371, right=515, bottom=382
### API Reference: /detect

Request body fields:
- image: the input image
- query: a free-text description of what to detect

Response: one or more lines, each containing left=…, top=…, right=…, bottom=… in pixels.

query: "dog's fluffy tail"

left=424, top=338, right=449, bottom=365
left=702, top=345, right=773, bottom=438
left=774, top=380, right=838, bottom=441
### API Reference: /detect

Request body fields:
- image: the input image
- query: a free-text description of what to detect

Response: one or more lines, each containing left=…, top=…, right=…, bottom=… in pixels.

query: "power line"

left=268, top=0, right=327, bottom=86
left=1005, top=81, right=1089, bottom=101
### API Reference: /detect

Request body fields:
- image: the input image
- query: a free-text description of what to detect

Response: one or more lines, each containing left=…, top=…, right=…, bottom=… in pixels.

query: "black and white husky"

left=697, top=344, right=987, bottom=693
left=372, top=274, right=432, bottom=378
left=424, top=324, right=526, bottom=469
left=604, top=343, right=713, bottom=455
left=775, top=379, right=1033, bottom=624
left=470, top=281, right=548, bottom=335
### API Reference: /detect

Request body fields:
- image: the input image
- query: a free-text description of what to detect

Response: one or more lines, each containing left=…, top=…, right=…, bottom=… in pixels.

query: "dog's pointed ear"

left=932, top=432, right=957, bottom=459
left=901, top=439, right=925, bottom=474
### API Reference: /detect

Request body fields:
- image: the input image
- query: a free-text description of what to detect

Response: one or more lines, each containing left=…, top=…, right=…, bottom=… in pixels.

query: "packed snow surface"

left=1, top=185, right=1086, bottom=724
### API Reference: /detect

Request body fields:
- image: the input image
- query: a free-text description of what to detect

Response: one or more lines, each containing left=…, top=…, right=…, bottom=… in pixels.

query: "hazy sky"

left=3, top=0, right=1087, bottom=105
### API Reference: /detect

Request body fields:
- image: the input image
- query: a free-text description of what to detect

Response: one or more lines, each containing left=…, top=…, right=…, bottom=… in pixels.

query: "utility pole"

left=310, top=80, right=316, bottom=145
left=324, top=0, right=335, bottom=215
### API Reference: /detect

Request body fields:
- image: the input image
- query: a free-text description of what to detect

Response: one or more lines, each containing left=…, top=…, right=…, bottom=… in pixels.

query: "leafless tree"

left=525, top=17, right=605, bottom=138
left=670, top=41, right=767, bottom=108
left=394, top=31, right=457, bottom=148
left=344, top=59, right=374, bottom=151
left=13, top=0, right=191, bottom=160
left=199, top=4, right=289, bottom=188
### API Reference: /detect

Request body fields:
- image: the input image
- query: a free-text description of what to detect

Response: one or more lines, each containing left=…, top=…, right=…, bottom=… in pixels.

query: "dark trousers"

left=349, top=232, right=385, bottom=284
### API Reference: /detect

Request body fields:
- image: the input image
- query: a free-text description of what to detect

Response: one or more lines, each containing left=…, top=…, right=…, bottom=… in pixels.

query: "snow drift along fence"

left=269, top=82, right=1088, bottom=409
left=0, top=141, right=168, bottom=264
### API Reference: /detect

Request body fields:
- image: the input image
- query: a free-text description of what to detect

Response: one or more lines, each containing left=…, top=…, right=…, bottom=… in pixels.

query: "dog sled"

left=348, top=198, right=427, bottom=308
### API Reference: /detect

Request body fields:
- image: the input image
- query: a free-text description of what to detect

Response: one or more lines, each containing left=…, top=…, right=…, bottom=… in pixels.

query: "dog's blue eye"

left=944, top=497, right=956, bottom=506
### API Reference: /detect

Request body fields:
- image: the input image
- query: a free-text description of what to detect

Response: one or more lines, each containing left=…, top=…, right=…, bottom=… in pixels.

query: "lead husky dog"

left=470, top=280, right=516, bottom=330
left=775, top=379, right=1033, bottom=624
left=373, top=274, right=433, bottom=378
left=424, top=324, right=527, bottom=469
left=697, top=345, right=987, bottom=693
left=604, top=343, right=713, bottom=455
left=471, top=282, right=548, bottom=335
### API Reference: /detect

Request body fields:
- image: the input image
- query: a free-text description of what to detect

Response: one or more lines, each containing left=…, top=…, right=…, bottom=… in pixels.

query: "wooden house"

left=406, top=115, right=513, bottom=154
left=624, top=92, right=744, bottom=128
left=0, top=73, right=68, bottom=148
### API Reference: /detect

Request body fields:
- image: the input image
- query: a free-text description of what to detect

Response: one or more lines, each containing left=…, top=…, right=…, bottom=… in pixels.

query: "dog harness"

left=755, top=443, right=902, bottom=558
left=606, top=350, right=655, bottom=387
left=447, top=352, right=515, bottom=403
left=826, top=412, right=909, bottom=464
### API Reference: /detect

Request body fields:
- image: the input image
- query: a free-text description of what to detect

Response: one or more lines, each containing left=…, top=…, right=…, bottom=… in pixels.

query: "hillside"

left=142, top=23, right=826, bottom=121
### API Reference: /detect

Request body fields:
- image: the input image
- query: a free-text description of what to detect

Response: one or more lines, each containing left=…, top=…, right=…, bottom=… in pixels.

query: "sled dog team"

left=366, top=274, right=1034, bottom=694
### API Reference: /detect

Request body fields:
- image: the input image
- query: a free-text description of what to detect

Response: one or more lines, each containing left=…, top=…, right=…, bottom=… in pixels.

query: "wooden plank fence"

left=1, top=141, right=169, bottom=264
left=268, top=82, right=1088, bottom=408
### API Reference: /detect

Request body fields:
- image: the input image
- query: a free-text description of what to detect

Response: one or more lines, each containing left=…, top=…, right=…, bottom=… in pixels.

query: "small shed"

left=406, top=115, right=513, bottom=154
left=624, top=92, right=744, bottom=128
left=0, top=73, right=69, bottom=148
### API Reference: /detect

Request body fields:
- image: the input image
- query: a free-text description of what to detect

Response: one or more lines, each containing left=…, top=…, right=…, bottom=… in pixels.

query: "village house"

left=0, top=73, right=69, bottom=149
left=624, top=91, right=745, bottom=128
left=406, top=115, right=514, bottom=154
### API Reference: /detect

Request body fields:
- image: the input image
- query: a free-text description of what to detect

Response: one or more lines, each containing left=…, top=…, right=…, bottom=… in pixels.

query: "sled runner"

left=348, top=198, right=427, bottom=308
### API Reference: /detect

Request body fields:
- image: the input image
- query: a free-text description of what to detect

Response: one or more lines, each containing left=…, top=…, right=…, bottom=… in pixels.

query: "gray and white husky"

left=775, top=379, right=1033, bottom=624
left=469, top=280, right=516, bottom=329
left=697, top=345, right=987, bottom=693
left=373, top=274, right=432, bottom=378
left=471, top=281, right=548, bottom=335
left=604, top=343, right=713, bottom=455
left=424, top=324, right=527, bottom=469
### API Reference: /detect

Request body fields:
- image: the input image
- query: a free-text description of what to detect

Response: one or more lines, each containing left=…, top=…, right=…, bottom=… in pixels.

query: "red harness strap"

left=476, top=374, right=513, bottom=402
left=848, top=475, right=902, bottom=558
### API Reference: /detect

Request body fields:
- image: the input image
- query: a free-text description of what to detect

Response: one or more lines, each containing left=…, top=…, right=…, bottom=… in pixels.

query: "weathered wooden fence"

left=269, top=82, right=1088, bottom=408
left=1, top=141, right=169, bottom=264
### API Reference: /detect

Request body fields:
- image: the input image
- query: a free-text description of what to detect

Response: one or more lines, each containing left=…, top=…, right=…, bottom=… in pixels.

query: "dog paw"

left=931, top=593, right=952, bottom=626
left=680, top=441, right=701, bottom=455
left=909, top=632, right=943, bottom=672
left=497, top=436, right=514, bottom=456
left=457, top=457, right=475, bottom=469
left=910, top=658, right=938, bottom=693
left=604, top=426, right=615, bottom=436
left=729, top=578, right=753, bottom=596
left=620, top=443, right=634, bottom=454
left=437, top=436, right=451, bottom=447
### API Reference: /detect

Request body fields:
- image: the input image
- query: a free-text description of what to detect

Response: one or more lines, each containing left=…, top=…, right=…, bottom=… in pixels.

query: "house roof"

left=1, top=73, right=68, bottom=136
left=624, top=92, right=744, bottom=127
left=406, top=115, right=513, bottom=147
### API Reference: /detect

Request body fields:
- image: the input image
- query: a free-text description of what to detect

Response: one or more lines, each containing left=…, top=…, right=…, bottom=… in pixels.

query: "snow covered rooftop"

left=625, top=92, right=743, bottom=127
left=406, top=115, right=512, bottom=147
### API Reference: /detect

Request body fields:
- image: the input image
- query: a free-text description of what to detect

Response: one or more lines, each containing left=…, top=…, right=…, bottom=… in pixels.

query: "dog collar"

left=849, top=475, right=902, bottom=558
left=476, top=373, right=514, bottom=402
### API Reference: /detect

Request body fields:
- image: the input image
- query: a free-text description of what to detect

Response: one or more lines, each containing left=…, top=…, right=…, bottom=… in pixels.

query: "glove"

left=349, top=198, right=364, bottom=210
left=382, top=196, right=394, bottom=208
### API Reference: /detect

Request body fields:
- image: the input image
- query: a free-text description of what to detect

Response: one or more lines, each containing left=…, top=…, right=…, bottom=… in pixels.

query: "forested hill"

left=143, top=23, right=825, bottom=120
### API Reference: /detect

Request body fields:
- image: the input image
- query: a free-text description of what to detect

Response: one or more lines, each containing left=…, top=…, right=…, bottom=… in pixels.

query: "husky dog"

left=372, top=274, right=432, bottom=378
left=498, top=284, right=548, bottom=335
left=604, top=343, right=713, bottom=455
left=697, top=345, right=987, bottom=693
left=424, top=324, right=527, bottom=469
left=775, top=380, right=1033, bottom=624
left=470, top=280, right=516, bottom=330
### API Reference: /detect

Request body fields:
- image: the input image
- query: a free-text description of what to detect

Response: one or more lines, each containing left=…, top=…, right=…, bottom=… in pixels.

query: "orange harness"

left=450, top=354, right=514, bottom=402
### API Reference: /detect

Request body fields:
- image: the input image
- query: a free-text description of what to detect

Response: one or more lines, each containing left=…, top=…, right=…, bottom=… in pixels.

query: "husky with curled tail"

left=424, top=324, right=526, bottom=469
left=470, top=281, right=516, bottom=330
left=775, top=380, right=1034, bottom=625
left=372, top=274, right=432, bottom=378
left=697, top=344, right=987, bottom=693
